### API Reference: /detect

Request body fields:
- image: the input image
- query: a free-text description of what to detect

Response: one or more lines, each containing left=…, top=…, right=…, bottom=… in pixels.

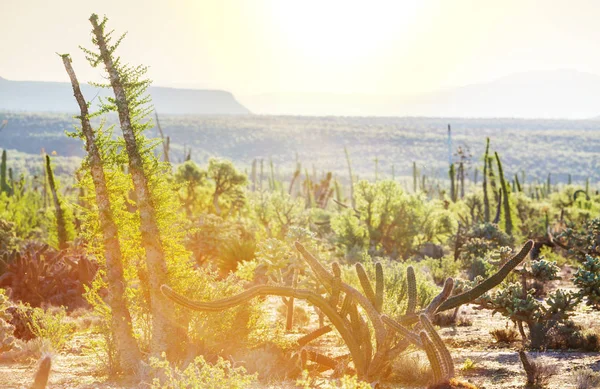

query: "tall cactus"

left=483, top=138, right=490, bottom=222
left=449, top=163, right=456, bottom=202
left=344, top=147, right=355, bottom=208
left=46, top=155, right=68, bottom=250
left=495, top=151, right=513, bottom=236
left=0, top=150, right=8, bottom=195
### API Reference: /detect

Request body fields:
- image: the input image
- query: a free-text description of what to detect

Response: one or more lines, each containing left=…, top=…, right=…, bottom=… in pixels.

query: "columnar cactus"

left=162, top=240, right=533, bottom=385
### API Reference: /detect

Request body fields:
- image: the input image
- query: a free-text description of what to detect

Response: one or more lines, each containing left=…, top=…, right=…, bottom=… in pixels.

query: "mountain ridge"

left=0, top=77, right=250, bottom=115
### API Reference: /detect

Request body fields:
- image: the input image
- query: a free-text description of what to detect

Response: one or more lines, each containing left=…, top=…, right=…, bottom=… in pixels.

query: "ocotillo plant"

left=162, top=240, right=533, bottom=384
left=495, top=151, right=513, bottom=235
left=45, top=155, right=68, bottom=250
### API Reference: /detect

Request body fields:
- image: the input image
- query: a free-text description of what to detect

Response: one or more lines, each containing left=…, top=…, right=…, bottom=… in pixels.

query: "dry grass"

left=573, top=368, right=600, bottom=389
left=489, top=327, right=520, bottom=344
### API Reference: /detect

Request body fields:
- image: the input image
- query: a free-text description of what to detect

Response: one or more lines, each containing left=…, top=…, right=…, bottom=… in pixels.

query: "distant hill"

left=0, top=77, right=250, bottom=115
left=242, top=69, right=600, bottom=119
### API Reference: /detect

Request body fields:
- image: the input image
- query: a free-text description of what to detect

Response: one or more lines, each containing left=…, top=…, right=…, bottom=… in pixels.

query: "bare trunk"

left=213, top=192, right=221, bottom=215
left=61, top=55, right=141, bottom=372
left=90, top=15, right=177, bottom=356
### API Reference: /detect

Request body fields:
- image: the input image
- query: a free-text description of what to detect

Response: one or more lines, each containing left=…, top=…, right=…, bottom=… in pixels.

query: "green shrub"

left=150, top=353, right=257, bottom=389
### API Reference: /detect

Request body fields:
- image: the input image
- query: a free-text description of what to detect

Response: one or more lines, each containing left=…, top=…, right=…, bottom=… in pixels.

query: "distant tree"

left=174, top=160, right=206, bottom=217
left=207, top=158, right=247, bottom=216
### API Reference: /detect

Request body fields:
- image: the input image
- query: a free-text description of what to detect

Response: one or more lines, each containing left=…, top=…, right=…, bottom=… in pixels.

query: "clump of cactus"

left=0, top=241, right=97, bottom=309
left=162, top=240, right=532, bottom=385
left=573, top=255, right=600, bottom=308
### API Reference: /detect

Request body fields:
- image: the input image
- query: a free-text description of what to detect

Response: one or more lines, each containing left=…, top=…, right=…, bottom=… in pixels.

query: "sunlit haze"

left=2, top=0, right=600, bottom=116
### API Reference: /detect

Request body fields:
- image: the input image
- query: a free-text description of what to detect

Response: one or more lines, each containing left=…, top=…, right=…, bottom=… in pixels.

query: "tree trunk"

left=90, top=14, right=177, bottom=356
left=61, top=55, right=141, bottom=373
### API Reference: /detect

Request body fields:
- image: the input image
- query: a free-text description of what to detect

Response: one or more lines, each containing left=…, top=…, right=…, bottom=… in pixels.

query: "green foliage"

left=208, top=158, right=247, bottom=216
left=418, top=255, right=461, bottom=285
left=459, top=223, right=514, bottom=264
left=331, top=180, right=454, bottom=260
left=249, top=190, right=308, bottom=239
left=150, top=353, right=257, bottom=389
left=27, top=306, right=76, bottom=351
left=296, top=370, right=372, bottom=389
left=574, top=255, right=600, bottom=308
left=0, top=289, right=18, bottom=353
left=559, top=218, right=600, bottom=262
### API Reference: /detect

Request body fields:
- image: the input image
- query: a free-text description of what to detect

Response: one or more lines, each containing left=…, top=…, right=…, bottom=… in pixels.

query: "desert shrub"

left=558, top=218, right=600, bottom=262
left=490, top=327, right=519, bottom=344
left=185, top=214, right=256, bottom=275
left=573, top=368, right=600, bottom=389
left=26, top=306, right=76, bottom=351
left=0, top=289, right=17, bottom=353
left=418, top=255, right=461, bottom=285
left=296, top=369, right=373, bottom=389
left=331, top=180, right=454, bottom=260
left=150, top=353, right=257, bottom=389
left=458, top=223, right=514, bottom=264
left=249, top=190, right=308, bottom=240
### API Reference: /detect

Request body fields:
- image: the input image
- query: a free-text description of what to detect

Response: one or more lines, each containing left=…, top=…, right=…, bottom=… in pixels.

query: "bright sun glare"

left=270, top=1, right=424, bottom=66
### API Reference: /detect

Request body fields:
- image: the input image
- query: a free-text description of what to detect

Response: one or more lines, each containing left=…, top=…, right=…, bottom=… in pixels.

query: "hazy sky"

left=2, top=0, right=600, bottom=96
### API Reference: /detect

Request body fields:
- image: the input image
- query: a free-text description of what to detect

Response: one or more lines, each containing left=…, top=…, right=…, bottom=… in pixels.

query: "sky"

left=2, top=0, right=600, bottom=97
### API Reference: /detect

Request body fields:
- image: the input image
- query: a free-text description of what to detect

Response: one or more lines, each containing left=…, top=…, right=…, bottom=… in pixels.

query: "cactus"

left=162, top=240, right=530, bottom=384
left=0, top=241, right=97, bottom=309
left=514, top=173, right=522, bottom=192
left=344, top=147, right=356, bottom=208
left=45, top=155, right=68, bottom=250
left=483, top=138, right=490, bottom=222
left=574, top=255, right=600, bottom=307
left=449, top=164, right=456, bottom=202
left=495, top=152, right=513, bottom=235
left=519, top=350, right=536, bottom=386
left=413, top=162, right=418, bottom=193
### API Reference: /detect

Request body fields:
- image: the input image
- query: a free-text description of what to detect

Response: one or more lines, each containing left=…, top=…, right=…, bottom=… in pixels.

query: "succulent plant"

left=574, top=255, right=600, bottom=307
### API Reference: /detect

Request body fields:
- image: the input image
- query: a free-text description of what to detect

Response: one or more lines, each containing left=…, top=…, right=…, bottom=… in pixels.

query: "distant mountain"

left=242, top=69, right=600, bottom=119
left=0, top=77, right=250, bottom=115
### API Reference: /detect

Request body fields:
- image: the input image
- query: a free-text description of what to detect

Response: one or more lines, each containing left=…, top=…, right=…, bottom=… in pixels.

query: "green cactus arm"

left=424, top=277, right=454, bottom=317
left=438, top=240, right=533, bottom=312
left=295, top=242, right=387, bottom=347
left=406, top=266, right=417, bottom=315
left=375, top=262, right=384, bottom=312
left=330, top=262, right=342, bottom=307
left=420, top=331, right=444, bottom=385
left=294, top=241, right=334, bottom=290
left=356, top=263, right=377, bottom=310
left=161, top=284, right=367, bottom=376
left=296, top=325, right=332, bottom=348
left=420, top=314, right=454, bottom=379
